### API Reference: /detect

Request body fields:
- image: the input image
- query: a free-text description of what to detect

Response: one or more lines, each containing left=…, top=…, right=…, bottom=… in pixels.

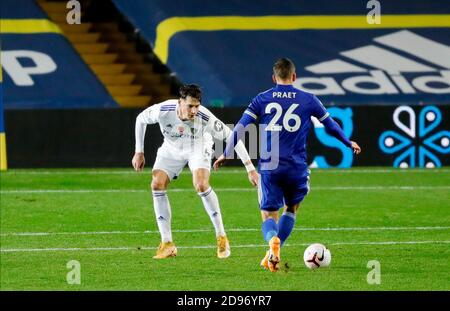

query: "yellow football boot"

left=153, top=242, right=177, bottom=259
left=217, top=235, right=231, bottom=259
left=268, top=236, right=281, bottom=272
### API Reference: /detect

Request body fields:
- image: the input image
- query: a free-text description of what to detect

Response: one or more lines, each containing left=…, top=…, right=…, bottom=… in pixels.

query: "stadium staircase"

left=37, top=0, right=176, bottom=108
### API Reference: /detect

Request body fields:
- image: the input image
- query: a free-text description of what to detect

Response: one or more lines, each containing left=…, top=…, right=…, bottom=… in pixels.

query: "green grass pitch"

left=1, top=167, right=449, bottom=290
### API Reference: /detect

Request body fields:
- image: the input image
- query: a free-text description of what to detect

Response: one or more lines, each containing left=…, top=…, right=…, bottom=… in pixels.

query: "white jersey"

left=135, top=100, right=249, bottom=162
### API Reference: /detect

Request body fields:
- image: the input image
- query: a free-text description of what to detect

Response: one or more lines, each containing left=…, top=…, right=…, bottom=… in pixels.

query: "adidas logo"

left=294, top=30, right=450, bottom=95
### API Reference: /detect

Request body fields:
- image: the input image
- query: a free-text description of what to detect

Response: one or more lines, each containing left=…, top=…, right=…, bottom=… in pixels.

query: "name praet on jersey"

left=273, top=91, right=297, bottom=98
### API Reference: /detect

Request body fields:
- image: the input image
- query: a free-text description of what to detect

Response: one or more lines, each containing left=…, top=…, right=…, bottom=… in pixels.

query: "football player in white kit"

left=132, top=84, right=258, bottom=259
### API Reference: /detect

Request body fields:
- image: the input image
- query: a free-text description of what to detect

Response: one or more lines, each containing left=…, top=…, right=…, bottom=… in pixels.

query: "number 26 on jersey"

left=265, top=103, right=301, bottom=132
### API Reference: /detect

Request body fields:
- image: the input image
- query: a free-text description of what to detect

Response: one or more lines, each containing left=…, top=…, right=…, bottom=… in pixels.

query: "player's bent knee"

left=261, top=210, right=279, bottom=221
left=151, top=176, right=169, bottom=191
left=151, top=170, right=169, bottom=191
left=151, top=180, right=167, bottom=191
left=194, top=182, right=210, bottom=193
left=285, top=204, right=300, bottom=214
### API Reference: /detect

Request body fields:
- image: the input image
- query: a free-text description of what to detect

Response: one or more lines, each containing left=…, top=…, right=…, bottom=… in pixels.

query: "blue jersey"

left=223, top=83, right=352, bottom=210
left=243, top=84, right=329, bottom=174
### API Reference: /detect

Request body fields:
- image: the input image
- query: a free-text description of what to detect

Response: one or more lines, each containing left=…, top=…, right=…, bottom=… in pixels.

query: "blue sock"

left=261, top=218, right=278, bottom=243
left=278, top=212, right=296, bottom=245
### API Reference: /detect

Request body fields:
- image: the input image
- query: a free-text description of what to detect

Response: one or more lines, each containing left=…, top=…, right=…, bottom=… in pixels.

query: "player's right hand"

left=213, top=154, right=227, bottom=171
left=351, top=141, right=361, bottom=155
left=248, top=170, right=259, bottom=187
left=132, top=152, right=145, bottom=171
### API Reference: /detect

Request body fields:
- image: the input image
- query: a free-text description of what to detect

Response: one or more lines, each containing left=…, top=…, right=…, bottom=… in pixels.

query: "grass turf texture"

left=0, top=167, right=449, bottom=290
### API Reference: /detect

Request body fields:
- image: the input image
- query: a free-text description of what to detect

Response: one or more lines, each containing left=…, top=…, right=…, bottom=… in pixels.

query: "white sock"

left=198, top=187, right=226, bottom=237
left=152, top=190, right=172, bottom=243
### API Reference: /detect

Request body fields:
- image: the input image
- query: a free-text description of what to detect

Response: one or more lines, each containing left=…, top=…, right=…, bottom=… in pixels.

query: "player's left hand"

left=213, top=154, right=227, bottom=171
left=351, top=141, right=361, bottom=155
left=248, top=170, right=259, bottom=187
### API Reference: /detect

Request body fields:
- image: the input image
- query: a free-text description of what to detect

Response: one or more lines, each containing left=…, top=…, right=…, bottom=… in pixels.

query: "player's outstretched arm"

left=213, top=130, right=259, bottom=186
left=216, top=113, right=256, bottom=167
left=213, top=156, right=258, bottom=186
left=322, top=117, right=361, bottom=155
left=211, top=111, right=254, bottom=168
left=312, top=95, right=361, bottom=155
left=212, top=99, right=258, bottom=181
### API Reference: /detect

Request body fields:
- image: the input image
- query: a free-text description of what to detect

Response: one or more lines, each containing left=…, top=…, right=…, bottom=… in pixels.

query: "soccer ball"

left=303, top=243, right=331, bottom=269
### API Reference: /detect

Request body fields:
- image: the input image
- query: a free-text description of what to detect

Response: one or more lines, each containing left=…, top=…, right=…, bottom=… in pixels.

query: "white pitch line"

left=1, top=185, right=450, bottom=194
left=0, top=189, right=150, bottom=194
left=1, top=226, right=449, bottom=237
left=1, top=240, right=449, bottom=253
left=311, top=169, right=450, bottom=173
left=0, top=229, right=210, bottom=237
left=3, top=169, right=450, bottom=175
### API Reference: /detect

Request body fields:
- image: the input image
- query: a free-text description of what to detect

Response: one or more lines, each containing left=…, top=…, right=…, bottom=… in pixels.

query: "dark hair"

left=179, top=84, right=202, bottom=102
left=273, top=58, right=296, bottom=80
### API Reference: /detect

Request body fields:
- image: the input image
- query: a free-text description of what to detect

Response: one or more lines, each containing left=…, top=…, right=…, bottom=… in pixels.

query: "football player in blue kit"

left=214, top=58, right=361, bottom=272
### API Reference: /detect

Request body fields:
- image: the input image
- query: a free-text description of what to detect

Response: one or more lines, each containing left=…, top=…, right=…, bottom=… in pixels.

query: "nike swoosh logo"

left=318, top=249, right=325, bottom=261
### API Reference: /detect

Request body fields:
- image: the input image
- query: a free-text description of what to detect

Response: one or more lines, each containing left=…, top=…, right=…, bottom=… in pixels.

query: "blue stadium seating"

left=1, top=0, right=117, bottom=109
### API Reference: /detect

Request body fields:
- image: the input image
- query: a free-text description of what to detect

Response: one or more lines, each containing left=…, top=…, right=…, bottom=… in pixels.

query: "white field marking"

left=1, top=240, right=449, bottom=253
left=1, top=226, right=449, bottom=237
left=1, top=185, right=450, bottom=194
left=3, top=168, right=450, bottom=175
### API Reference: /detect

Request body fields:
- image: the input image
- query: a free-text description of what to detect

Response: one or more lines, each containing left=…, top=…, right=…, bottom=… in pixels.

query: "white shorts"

left=152, top=143, right=213, bottom=180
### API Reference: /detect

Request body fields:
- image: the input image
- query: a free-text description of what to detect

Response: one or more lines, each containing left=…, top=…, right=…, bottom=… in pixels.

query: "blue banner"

left=113, top=0, right=450, bottom=107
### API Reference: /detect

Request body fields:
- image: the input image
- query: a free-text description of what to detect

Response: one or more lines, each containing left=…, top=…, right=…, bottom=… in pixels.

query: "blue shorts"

left=258, top=171, right=310, bottom=211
